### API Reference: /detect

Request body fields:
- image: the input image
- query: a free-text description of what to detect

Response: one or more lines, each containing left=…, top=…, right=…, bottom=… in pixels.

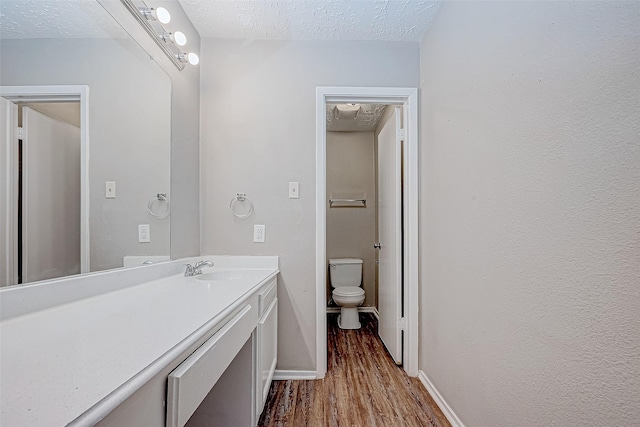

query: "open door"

left=376, top=106, right=403, bottom=364
left=22, top=107, right=81, bottom=282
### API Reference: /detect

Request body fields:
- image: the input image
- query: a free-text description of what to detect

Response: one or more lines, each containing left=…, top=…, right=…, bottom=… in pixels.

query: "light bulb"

left=154, top=7, right=171, bottom=24
left=187, top=52, right=199, bottom=65
left=140, top=7, right=171, bottom=24
left=173, top=31, right=187, bottom=46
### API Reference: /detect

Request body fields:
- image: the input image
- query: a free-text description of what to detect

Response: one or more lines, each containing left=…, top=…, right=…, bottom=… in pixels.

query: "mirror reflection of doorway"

left=1, top=97, right=81, bottom=284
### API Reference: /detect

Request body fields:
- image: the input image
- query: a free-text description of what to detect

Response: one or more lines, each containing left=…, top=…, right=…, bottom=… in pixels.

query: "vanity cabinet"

left=0, top=257, right=280, bottom=427
left=167, top=277, right=278, bottom=427
left=94, top=276, right=278, bottom=427
left=256, top=279, right=278, bottom=417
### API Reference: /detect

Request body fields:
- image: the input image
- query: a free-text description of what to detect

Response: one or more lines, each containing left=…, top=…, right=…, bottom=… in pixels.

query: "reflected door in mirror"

left=22, top=106, right=81, bottom=282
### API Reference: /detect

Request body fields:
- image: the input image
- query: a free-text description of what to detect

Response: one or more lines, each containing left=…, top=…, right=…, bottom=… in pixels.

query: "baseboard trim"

left=326, top=306, right=379, bottom=318
left=272, top=370, right=317, bottom=380
left=418, top=370, right=465, bottom=427
left=360, top=306, right=380, bottom=319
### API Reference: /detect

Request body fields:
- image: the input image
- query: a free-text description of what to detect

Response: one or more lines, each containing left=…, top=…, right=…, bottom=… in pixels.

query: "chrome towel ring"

left=148, top=193, right=170, bottom=219
left=230, top=193, right=254, bottom=219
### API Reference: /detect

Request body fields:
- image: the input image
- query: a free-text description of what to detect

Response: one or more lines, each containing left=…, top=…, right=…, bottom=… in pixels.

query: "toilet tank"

left=329, top=258, right=363, bottom=288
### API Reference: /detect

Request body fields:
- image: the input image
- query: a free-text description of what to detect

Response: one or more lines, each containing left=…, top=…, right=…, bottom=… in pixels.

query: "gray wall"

left=1, top=38, right=171, bottom=271
left=419, top=1, right=640, bottom=425
left=200, top=39, right=420, bottom=370
left=326, top=131, right=376, bottom=307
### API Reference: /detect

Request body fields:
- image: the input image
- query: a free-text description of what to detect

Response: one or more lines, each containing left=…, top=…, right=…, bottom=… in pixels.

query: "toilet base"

left=337, top=308, right=361, bottom=330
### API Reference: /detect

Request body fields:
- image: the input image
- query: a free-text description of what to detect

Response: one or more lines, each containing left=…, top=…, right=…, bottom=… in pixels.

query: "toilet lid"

left=333, top=286, right=365, bottom=297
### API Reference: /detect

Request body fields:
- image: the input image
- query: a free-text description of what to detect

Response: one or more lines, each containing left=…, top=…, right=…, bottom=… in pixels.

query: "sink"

left=196, top=271, right=246, bottom=281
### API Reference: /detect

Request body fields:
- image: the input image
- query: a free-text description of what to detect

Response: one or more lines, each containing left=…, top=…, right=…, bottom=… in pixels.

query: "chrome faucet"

left=184, top=260, right=214, bottom=277
left=194, top=260, right=214, bottom=274
left=184, top=264, right=195, bottom=277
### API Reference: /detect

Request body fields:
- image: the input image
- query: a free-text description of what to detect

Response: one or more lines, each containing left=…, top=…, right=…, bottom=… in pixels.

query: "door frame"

left=315, top=87, right=419, bottom=378
left=1, top=97, right=18, bottom=286
left=1, top=85, right=90, bottom=278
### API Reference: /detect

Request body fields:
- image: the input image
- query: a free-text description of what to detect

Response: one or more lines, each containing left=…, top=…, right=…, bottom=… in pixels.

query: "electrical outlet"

left=289, top=182, right=300, bottom=199
left=253, top=224, right=266, bottom=243
left=105, top=181, right=116, bottom=198
left=138, top=224, right=150, bottom=243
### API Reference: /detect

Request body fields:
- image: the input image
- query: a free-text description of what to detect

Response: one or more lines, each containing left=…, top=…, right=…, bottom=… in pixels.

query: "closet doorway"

left=316, top=87, right=419, bottom=378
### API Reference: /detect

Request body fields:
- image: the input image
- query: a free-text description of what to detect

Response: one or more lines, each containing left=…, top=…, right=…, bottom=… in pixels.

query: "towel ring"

left=229, top=193, right=254, bottom=219
left=148, top=193, right=170, bottom=219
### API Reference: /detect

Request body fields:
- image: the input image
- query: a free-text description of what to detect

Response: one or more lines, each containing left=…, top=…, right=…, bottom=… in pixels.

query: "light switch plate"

left=105, top=181, right=116, bottom=199
left=289, top=182, right=299, bottom=199
left=138, top=224, right=150, bottom=243
left=253, top=224, right=266, bottom=243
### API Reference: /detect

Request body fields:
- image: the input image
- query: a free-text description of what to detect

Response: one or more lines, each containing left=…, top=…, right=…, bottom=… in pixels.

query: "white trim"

left=418, top=371, right=465, bottom=427
left=403, top=89, right=420, bottom=377
left=360, top=306, right=379, bottom=318
left=325, top=306, right=379, bottom=319
left=272, top=370, right=317, bottom=381
left=316, top=87, right=419, bottom=378
left=0, top=85, right=90, bottom=275
left=315, top=88, right=328, bottom=379
left=1, top=100, right=18, bottom=285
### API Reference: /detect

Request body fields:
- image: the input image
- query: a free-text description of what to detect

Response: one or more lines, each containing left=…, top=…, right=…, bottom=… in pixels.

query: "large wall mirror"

left=0, top=0, right=172, bottom=287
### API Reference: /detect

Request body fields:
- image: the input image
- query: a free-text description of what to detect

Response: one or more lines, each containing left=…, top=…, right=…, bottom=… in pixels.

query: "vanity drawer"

left=166, top=304, right=256, bottom=427
left=258, top=278, right=277, bottom=316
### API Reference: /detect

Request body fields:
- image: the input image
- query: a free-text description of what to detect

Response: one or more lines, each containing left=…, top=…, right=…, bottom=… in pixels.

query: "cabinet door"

left=257, top=298, right=278, bottom=415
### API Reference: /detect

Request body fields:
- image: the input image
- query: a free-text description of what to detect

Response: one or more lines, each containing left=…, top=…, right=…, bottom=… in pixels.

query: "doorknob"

left=373, top=243, right=382, bottom=249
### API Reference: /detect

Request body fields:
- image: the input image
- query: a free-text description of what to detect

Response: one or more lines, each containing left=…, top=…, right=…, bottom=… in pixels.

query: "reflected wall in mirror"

left=0, top=0, right=171, bottom=287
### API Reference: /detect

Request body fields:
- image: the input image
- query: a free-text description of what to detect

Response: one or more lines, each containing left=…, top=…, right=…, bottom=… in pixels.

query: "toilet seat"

left=332, top=286, right=364, bottom=297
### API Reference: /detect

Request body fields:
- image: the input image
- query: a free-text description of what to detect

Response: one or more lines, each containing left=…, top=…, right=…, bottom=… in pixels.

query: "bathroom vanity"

left=0, top=256, right=278, bottom=426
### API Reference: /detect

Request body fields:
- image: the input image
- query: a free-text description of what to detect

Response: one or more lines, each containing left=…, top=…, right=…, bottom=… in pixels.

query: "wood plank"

left=258, top=314, right=451, bottom=427
left=290, top=380, right=322, bottom=425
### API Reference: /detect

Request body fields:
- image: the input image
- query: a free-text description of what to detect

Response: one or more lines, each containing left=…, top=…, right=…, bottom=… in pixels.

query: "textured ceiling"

left=0, top=0, right=128, bottom=39
left=1, top=0, right=441, bottom=41
left=179, top=0, right=440, bottom=41
left=327, top=103, right=387, bottom=132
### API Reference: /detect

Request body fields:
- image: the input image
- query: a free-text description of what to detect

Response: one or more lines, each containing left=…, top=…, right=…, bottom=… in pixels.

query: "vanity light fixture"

left=177, top=52, right=200, bottom=66
left=173, top=31, right=187, bottom=46
left=161, top=31, right=187, bottom=46
left=121, top=0, right=199, bottom=71
left=139, top=6, right=171, bottom=24
left=187, top=52, right=199, bottom=65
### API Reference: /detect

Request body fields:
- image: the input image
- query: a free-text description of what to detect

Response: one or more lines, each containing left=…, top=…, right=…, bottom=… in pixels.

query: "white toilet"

left=329, top=258, right=365, bottom=329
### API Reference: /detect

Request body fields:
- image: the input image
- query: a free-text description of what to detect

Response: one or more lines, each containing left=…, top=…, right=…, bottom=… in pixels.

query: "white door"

left=22, top=107, right=81, bottom=282
left=377, top=106, right=403, bottom=364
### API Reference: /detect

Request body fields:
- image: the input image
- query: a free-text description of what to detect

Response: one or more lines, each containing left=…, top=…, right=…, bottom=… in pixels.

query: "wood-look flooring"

left=258, top=313, right=451, bottom=427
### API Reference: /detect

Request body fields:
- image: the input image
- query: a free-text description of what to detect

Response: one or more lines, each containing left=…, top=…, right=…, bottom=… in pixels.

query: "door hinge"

left=399, top=128, right=406, bottom=141
left=398, top=317, right=407, bottom=330
left=17, top=127, right=23, bottom=139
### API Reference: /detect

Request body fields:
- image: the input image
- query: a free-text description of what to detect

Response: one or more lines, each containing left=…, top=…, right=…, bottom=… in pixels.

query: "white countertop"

left=0, top=260, right=278, bottom=426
